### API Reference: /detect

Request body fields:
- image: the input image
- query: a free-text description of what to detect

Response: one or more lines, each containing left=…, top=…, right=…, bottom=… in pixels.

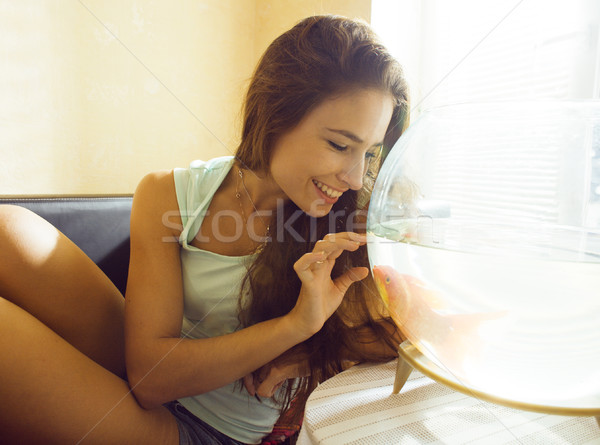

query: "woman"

left=0, top=15, right=409, bottom=444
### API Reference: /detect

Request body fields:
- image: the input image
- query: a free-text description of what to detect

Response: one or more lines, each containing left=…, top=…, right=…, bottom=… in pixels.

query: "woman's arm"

left=125, top=171, right=307, bottom=409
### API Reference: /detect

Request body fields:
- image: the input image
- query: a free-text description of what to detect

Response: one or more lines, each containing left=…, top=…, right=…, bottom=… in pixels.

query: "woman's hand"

left=289, top=232, right=368, bottom=338
left=243, top=360, right=304, bottom=399
left=243, top=346, right=310, bottom=399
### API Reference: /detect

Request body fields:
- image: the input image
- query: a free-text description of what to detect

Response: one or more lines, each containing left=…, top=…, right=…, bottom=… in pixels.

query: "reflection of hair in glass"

left=235, top=15, right=410, bottom=421
left=389, top=176, right=422, bottom=215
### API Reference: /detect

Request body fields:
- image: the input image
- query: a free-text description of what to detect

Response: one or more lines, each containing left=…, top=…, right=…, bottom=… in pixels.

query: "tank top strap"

left=173, top=156, right=235, bottom=247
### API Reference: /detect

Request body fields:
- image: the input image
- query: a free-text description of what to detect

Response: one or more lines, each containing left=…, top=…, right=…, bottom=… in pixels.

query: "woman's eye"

left=328, top=141, right=347, bottom=151
left=365, top=145, right=383, bottom=161
left=363, top=146, right=383, bottom=173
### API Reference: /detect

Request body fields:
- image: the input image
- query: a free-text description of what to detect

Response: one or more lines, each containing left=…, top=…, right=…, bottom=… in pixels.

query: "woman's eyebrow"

left=327, top=128, right=363, bottom=143
left=327, top=128, right=384, bottom=147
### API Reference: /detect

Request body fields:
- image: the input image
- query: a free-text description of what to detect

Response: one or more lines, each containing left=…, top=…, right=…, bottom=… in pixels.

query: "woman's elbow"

left=125, top=349, right=172, bottom=409
left=127, top=367, right=167, bottom=410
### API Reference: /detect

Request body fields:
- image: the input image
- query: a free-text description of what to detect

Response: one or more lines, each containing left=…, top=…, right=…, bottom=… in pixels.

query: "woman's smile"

left=312, top=179, right=344, bottom=202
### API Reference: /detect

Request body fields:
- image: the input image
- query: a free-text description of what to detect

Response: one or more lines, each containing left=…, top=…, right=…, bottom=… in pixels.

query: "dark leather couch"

left=0, top=196, right=133, bottom=296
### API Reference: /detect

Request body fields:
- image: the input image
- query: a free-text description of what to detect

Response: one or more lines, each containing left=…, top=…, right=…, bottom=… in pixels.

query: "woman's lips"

left=313, top=180, right=343, bottom=203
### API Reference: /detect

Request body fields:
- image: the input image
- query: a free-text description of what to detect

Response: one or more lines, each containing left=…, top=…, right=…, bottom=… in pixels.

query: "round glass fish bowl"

left=367, top=101, right=600, bottom=415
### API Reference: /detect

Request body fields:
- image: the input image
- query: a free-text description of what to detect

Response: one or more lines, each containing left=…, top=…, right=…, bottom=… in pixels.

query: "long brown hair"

left=235, top=15, right=410, bottom=417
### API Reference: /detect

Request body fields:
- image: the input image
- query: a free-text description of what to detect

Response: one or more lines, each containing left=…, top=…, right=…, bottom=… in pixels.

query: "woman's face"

left=270, top=88, right=394, bottom=218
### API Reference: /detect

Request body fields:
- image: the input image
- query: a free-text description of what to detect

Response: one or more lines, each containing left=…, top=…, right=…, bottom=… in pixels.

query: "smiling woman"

left=0, top=14, right=409, bottom=445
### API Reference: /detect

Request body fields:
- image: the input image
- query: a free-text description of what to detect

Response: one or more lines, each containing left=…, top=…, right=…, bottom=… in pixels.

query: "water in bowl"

left=368, top=220, right=600, bottom=404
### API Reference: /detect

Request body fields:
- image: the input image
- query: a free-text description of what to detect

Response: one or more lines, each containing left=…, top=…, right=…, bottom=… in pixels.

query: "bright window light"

left=372, top=0, right=600, bottom=118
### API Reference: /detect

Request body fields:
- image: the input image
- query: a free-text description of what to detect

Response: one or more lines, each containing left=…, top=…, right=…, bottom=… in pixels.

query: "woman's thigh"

left=0, top=296, right=179, bottom=445
left=0, top=204, right=126, bottom=377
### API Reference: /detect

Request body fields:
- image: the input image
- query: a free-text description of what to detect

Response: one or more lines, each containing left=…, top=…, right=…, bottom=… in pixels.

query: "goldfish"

left=372, top=265, right=507, bottom=374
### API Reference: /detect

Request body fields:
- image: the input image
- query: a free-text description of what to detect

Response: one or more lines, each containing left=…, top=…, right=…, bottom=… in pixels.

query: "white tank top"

left=173, top=156, right=282, bottom=444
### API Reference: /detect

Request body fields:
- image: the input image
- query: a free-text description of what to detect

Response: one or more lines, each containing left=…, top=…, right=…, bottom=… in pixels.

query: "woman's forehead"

left=303, top=89, right=394, bottom=140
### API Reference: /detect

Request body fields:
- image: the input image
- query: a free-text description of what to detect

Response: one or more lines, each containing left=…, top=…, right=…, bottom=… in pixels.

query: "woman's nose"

left=339, top=157, right=364, bottom=191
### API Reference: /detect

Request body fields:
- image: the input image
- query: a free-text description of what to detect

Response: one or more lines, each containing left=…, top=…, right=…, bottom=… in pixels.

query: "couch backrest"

left=0, top=196, right=132, bottom=296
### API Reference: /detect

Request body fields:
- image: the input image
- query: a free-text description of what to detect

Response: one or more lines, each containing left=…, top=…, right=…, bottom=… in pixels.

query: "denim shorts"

left=165, top=401, right=249, bottom=445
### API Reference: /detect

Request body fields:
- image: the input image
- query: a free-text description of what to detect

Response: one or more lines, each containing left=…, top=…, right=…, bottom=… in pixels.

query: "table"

left=297, top=360, right=600, bottom=444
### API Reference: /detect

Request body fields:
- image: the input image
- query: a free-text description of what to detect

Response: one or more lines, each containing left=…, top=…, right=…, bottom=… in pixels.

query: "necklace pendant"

left=236, top=165, right=271, bottom=251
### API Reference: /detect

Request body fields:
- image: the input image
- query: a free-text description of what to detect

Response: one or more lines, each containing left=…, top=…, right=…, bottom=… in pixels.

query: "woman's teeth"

left=313, top=180, right=342, bottom=199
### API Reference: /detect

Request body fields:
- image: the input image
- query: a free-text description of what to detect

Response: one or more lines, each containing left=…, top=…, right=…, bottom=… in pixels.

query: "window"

left=372, top=0, right=600, bottom=116
left=372, top=0, right=600, bottom=229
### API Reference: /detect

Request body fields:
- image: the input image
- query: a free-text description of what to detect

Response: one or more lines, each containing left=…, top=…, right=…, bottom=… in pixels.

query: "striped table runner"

left=297, top=360, right=600, bottom=444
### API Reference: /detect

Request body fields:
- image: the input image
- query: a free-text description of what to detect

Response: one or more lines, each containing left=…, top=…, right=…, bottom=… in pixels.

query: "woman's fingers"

left=312, top=232, right=366, bottom=262
left=294, top=232, right=367, bottom=277
left=243, top=373, right=256, bottom=396
left=333, top=266, right=369, bottom=293
left=314, top=232, right=366, bottom=254
left=255, top=373, right=285, bottom=398
left=293, top=251, right=328, bottom=275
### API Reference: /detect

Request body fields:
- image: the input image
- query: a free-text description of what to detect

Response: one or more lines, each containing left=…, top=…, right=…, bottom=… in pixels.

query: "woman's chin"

left=303, top=200, right=334, bottom=218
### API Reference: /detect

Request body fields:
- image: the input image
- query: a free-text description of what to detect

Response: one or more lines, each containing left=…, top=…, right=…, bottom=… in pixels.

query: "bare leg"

left=0, top=205, right=126, bottom=377
left=0, top=205, right=178, bottom=443
left=0, top=297, right=178, bottom=444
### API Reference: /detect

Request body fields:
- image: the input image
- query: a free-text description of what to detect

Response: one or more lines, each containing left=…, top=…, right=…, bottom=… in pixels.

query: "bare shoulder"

left=134, top=170, right=175, bottom=199
left=131, top=170, right=181, bottom=239
left=133, top=169, right=178, bottom=207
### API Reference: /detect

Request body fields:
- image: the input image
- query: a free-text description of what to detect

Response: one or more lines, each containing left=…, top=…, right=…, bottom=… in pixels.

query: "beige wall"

left=0, top=0, right=371, bottom=196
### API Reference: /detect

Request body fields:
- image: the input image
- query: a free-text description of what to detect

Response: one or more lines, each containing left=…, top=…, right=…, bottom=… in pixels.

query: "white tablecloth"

left=297, top=360, right=600, bottom=444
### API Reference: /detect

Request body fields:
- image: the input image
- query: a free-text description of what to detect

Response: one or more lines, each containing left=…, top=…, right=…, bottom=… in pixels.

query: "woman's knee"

left=0, top=204, right=60, bottom=266
left=0, top=204, right=62, bottom=294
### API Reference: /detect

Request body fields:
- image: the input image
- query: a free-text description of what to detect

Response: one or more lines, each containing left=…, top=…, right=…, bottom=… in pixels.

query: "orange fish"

left=372, top=265, right=507, bottom=374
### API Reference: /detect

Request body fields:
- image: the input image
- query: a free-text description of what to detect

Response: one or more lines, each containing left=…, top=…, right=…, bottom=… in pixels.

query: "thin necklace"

left=235, top=167, right=271, bottom=246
